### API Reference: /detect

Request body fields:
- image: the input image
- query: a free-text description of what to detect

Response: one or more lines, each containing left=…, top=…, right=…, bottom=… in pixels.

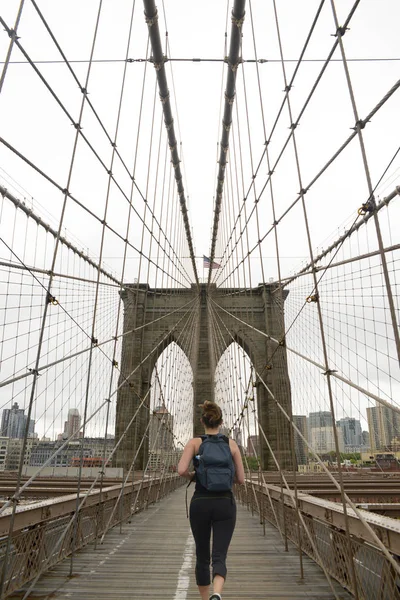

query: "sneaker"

left=210, top=595, right=221, bottom=600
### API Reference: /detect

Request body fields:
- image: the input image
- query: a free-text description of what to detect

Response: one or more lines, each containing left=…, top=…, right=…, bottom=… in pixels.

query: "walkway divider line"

left=174, top=533, right=195, bottom=600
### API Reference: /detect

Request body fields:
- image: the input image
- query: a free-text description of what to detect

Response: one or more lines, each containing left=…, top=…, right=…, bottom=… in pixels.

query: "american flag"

left=203, top=255, right=221, bottom=269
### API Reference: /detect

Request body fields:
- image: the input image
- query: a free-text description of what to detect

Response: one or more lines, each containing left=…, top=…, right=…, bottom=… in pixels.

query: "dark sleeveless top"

left=192, top=435, right=234, bottom=500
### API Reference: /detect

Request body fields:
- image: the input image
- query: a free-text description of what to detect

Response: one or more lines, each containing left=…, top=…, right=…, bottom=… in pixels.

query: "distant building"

left=293, top=415, right=308, bottom=465
left=5, top=438, right=38, bottom=470
left=63, top=408, right=81, bottom=439
left=149, top=448, right=182, bottom=470
left=310, top=427, right=344, bottom=454
left=0, top=437, right=9, bottom=470
left=246, top=435, right=259, bottom=457
left=29, top=437, right=114, bottom=468
left=1, top=402, right=35, bottom=439
left=362, top=431, right=370, bottom=447
left=367, top=405, right=400, bottom=451
left=336, top=418, right=362, bottom=450
left=309, top=411, right=333, bottom=430
left=149, top=405, right=174, bottom=452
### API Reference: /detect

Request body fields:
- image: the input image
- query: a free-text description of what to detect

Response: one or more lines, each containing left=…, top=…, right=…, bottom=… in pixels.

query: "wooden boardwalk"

left=12, top=486, right=351, bottom=600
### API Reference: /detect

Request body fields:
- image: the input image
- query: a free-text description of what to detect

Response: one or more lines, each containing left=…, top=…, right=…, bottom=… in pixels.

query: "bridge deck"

left=12, top=486, right=351, bottom=600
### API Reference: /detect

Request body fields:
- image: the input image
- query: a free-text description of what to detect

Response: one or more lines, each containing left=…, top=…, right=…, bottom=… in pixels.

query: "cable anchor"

left=91, top=336, right=98, bottom=346
left=224, top=92, right=236, bottom=105
left=231, top=13, right=245, bottom=28
left=358, top=200, right=375, bottom=216
left=306, top=292, right=319, bottom=303
left=145, top=11, right=158, bottom=27
left=46, top=292, right=58, bottom=305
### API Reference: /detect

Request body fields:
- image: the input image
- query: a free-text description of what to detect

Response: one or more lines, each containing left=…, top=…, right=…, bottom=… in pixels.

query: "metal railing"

left=0, top=475, right=182, bottom=597
left=237, top=479, right=400, bottom=599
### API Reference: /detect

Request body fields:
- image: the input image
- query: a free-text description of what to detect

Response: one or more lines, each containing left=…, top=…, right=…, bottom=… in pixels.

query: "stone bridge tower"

left=115, top=283, right=292, bottom=471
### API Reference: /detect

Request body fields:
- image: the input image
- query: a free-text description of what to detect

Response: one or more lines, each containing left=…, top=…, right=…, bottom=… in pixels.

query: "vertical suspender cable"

left=143, top=0, right=199, bottom=287
left=208, top=0, right=246, bottom=285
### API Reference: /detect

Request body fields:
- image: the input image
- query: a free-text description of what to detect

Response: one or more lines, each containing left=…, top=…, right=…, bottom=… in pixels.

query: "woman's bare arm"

left=177, top=438, right=196, bottom=479
left=229, top=439, right=245, bottom=484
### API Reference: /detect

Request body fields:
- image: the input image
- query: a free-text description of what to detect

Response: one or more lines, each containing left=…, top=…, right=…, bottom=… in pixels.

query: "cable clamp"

left=353, top=118, right=366, bottom=131
left=299, top=188, right=307, bottom=195
left=153, top=55, right=168, bottom=71
left=322, top=369, right=337, bottom=376
left=46, top=292, right=58, bottom=305
left=145, top=10, right=158, bottom=27
left=73, top=122, right=82, bottom=131
left=284, top=84, right=292, bottom=93
left=265, top=364, right=272, bottom=370
left=231, top=13, right=245, bottom=28
left=7, top=28, right=20, bottom=41
left=159, top=92, right=170, bottom=105
left=334, top=25, right=348, bottom=37
left=224, top=56, right=243, bottom=72
left=91, top=336, right=98, bottom=346
left=306, top=293, right=319, bottom=303
left=128, top=382, right=135, bottom=388
left=279, top=338, right=286, bottom=347
left=28, top=368, right=40, bottom=376
left=224, top=92, right=236, bottom=105
left=357, top=200, right=374, bottom=216
left=268, top=170, right=274, bottom=176
left=172, top=160, right=181, bottom=168
left=289, top=122, right=298, bottom=130
left=112, top=360, right=119, bottom=368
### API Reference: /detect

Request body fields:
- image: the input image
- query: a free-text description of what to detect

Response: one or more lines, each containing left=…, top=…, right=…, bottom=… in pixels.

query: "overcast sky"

left=0, top=0, right=399, bottom=443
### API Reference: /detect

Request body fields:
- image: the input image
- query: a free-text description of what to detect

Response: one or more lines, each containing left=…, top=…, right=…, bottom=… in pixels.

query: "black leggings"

left=189, top=495, right=236, bottom=586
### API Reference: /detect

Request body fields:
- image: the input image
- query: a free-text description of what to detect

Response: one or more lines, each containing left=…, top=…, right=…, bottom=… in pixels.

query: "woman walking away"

left=178, top=401, right=245, bottom=600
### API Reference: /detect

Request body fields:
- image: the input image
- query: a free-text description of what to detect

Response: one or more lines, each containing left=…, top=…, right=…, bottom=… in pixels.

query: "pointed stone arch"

left=115, top=283, right=292, bottom=471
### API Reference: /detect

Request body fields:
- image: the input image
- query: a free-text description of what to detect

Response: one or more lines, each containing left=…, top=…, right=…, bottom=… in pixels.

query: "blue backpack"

left=194, top=434, right=235, bottom=492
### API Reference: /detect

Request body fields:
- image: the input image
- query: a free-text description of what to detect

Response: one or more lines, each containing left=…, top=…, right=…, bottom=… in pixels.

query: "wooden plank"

left=10, top=487, right=351, bottom=599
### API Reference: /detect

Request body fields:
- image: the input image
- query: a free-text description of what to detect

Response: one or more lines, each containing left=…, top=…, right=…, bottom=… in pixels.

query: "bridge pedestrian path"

left=12, top=486, right=351, bottom=600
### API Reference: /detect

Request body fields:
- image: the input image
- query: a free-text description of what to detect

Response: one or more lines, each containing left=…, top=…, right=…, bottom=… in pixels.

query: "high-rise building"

left=293, top=415, right=308, bottom=465
left=63, top=408, right=81, bottom=439
left=1, top=402, right=35, bottom=439
left=310, top=427, right=344, bottom=454
left=336, top=418, right=362, bottom=448
left=309, top=411, right=334, bottom=430
left=367, top=405, right=400, bottom=451
left=149, top=405, right=174, bottom=451
left=362, top=431, right=370, bottom=448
